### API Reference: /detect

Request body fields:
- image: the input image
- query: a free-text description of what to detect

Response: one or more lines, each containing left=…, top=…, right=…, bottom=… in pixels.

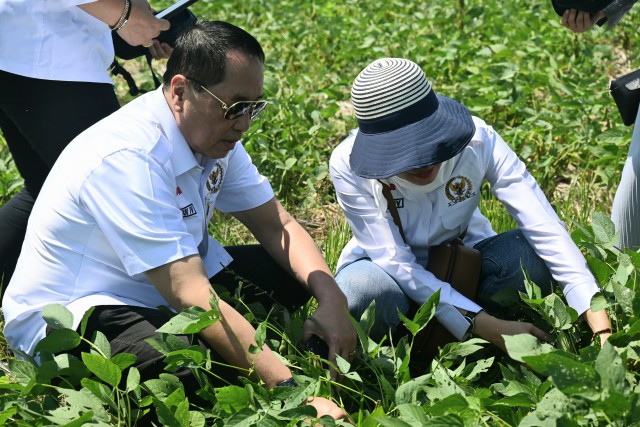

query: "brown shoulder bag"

left=381, top=183, right=482, bottom=373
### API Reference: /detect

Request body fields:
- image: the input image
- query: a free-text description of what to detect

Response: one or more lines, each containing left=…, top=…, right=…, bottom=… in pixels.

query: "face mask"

left=389, top=154, right=458, bottom=194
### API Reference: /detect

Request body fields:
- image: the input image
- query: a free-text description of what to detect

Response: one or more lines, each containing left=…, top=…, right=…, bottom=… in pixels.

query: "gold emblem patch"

left=445, top=175, right=476, bottom=206
left=206, top=162, right=224, bottom=195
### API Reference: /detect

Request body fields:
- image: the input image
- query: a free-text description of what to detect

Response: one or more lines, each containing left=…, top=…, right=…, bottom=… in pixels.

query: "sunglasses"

left=188, top=78, right=269, bottom=120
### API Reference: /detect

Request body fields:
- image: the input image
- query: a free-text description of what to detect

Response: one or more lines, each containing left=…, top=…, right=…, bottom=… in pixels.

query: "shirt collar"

left=148, top=86, right=199, bottom=176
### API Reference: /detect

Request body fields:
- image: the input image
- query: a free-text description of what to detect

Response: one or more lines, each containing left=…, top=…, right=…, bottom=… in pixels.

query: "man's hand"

left=472, top=311, right=548, bottom=352
left=303, top=300, right=357, bottom=382
left=147, top=39, right=173, bottom=59
left=561, top=9, right=606, bottom=33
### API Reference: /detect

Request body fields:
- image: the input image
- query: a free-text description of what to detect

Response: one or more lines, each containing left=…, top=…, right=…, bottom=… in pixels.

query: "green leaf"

left=543, top=294, right=577, bottom=330
left=92, top=331, right=111, bottom=358
left=585, top=255, right=612, bottom=286
left=370, top=417, right=413, bottom=427
left=589, top=293, right=610, bottom=312
left=142, top=374, right=183, bottom=400
left=42, top=303, right=74, bottom=330
left=215, top=385, right=251, bottom=413
left=591, top=211, right=618, bottom=248
left=126, top=366, right=140, bottom=393
left=111, top=353, right=137, bottom=370
left=79, top=306, right=95, bottom=337
left=156, top=306, right=220, bottom=334
left=490, top=393, right=536, bottom=408
left=504, top=334, right=555, bottom=363
left=8, top=359, right=37, bottom=387
left=396, top=403, right=429, bottom=425
left=146, top=333, right=189, bottom=355
left=82, top=352, right=122, bottom=388
left=595, top=342, right=626, bottom=395
left=398, top=290, right=439, bottom=336
left=424, top=393, right=469, bottom=416
left=395, top=375, right=431, bottom=405
left=278, top=405, right=318, bottom=419
left=34, top=328, right=81, bottom=355
left=523, top=353, right=599, bottom=397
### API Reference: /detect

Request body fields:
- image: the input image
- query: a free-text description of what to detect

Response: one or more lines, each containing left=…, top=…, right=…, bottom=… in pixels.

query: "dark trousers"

left=0, top=70, right=120, bottom=289
left=71, top=245, right=311, bottom=399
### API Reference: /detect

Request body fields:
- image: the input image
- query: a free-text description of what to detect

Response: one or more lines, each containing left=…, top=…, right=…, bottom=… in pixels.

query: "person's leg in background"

left=0, top=71, right=120, bottom=289
left=474, top=228, right=555, bottom=312
left=334, top=258, right=411, bottom=341
left=611, top=107, right=640, bottom=250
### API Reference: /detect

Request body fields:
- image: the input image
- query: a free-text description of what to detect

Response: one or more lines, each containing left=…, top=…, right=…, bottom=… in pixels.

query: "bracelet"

left=275, top=377, right=299, bottom=388
left=591, top=328, right=612, bottom=341
left=110, top=0, right=131, bottom=31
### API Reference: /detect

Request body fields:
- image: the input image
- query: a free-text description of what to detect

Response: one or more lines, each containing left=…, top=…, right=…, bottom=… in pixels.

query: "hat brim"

left=349, top=94, right=475, bottom=179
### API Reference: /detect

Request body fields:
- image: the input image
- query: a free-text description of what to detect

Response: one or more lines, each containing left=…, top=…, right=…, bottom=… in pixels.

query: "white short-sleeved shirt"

left=2, top=87, right=274, bottom=355
left=330, top=116, right=600, bottom=339
left=0, top=0, right=114, bottom=83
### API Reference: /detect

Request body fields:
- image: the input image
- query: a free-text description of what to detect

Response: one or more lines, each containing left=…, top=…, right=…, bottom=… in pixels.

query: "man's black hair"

left=163, top=20, right=265, bottom=88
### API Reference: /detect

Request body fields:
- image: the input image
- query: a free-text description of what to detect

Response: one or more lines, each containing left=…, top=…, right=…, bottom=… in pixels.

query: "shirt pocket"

left=440, top=203, right=476, bottom=234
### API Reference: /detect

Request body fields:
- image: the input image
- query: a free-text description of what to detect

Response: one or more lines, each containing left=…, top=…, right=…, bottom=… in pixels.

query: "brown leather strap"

left=380, top=181, right=406, bottom=242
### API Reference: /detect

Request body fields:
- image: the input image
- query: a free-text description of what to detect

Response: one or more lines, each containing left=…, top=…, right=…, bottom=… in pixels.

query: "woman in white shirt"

left=330, top=58, right=612, bottom=356
left=0, top=0, right=169, bottom=288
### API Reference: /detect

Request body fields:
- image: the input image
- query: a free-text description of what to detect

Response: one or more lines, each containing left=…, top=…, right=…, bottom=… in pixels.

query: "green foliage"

left=1, top=0, right=640, bottom=425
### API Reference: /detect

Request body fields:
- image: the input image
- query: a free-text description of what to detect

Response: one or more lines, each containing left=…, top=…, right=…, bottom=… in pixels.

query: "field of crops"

left=0, top=0, right=639, bottom=425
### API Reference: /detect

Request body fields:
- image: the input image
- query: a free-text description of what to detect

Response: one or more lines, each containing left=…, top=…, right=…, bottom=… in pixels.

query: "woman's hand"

left=472, top=311, right=548, bottom=352
left=117, top=0, right=170, bottom=48
left=584, top=308, right=612, bottom=347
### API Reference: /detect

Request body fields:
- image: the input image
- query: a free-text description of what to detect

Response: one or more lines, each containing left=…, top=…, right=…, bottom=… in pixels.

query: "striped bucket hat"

left=349, top=58, right=476, bottom=179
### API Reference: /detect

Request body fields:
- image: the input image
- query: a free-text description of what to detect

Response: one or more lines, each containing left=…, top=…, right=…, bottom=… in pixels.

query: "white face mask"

left=388, top=154, right=458, bottom=194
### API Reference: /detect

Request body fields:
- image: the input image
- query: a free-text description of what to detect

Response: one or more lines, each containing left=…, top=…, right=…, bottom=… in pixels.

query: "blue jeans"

left=335, top=229, right=554, bottom=340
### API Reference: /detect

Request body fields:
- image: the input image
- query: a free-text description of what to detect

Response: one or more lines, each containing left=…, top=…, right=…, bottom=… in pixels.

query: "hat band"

left=356, top=89, right=439, bottom=134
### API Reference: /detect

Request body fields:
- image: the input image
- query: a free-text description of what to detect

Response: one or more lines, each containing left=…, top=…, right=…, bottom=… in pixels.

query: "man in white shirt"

left=3, top=21, right=354, bottom=420
left=330, top=58, right=611, bottom=359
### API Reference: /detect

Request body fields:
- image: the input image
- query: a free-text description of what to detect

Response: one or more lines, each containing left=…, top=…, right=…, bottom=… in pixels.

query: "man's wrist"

left=275, top=377, right=299, bottom=388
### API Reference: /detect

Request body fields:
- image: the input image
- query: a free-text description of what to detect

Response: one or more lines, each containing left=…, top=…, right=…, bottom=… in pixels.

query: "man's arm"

left=232, top=197, right=357, bottom=378
left=145, top=254, right=293, bottom=387
left=145, top=255, right=351, bottom=420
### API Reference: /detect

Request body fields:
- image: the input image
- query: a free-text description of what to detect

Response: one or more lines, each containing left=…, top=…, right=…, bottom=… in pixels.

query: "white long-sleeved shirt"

left=330, top=116, right=600, bottom=339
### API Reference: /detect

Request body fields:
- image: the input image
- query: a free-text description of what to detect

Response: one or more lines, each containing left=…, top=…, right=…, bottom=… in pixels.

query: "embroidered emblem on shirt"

left=445, top=175, right=476, bottom=206
left=394, top=198, right=404, bottom=208
left=176, top=186, right=182, bottom=196
left=180, top=203, right=197, bottom=217
left=206, top=162, right=224, bottom=195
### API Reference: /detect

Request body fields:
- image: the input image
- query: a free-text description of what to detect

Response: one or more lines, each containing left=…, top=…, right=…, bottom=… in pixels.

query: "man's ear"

left=169, top=75, right=189, bottom=112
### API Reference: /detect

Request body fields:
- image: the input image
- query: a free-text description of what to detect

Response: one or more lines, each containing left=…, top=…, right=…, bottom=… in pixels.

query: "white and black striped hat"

left=349, top=58, right=475, bottom=179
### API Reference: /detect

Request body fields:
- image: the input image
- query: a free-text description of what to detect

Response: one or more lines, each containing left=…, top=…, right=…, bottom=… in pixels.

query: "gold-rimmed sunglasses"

left=188, top=77, right=269, bottom=120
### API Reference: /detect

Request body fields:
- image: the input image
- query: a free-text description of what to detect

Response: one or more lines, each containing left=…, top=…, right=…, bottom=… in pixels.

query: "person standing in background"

left=0, top=0, right=172, bottom=289
left=556, top=0, right=639, bottom=249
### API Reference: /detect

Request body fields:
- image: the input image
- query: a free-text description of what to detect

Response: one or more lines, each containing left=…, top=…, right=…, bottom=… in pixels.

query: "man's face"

left=396, top=164, right=442, bottom=185
left=170, top=51, right=264, bottom=159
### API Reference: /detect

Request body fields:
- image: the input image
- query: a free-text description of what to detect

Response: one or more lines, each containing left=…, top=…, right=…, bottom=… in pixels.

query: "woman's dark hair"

left=163, top=20, right=265, bottom=87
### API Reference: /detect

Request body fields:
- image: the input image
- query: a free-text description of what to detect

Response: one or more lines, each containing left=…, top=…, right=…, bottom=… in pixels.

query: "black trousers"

left=69, top=245, right=311, bottom=400
left=0, top=70, right=120, bottom=289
